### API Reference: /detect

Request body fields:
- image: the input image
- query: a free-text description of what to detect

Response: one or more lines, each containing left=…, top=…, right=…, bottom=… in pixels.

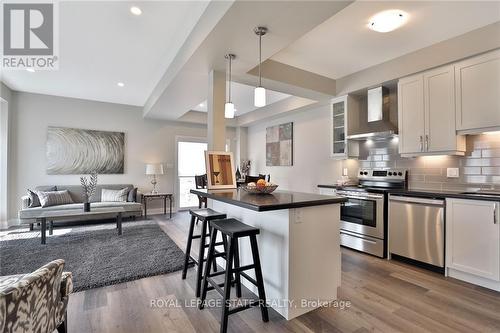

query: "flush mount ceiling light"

left=130, top=6, right=142, bottom=16
left=368, top=10, right=408, bottom=33
left=26, top=68, right=35, bottom=73
left=224, top=54, right=236, bottom=119
left=117, top=82, right=125, bottom=87
left=254, top=26, right=267, bottom=108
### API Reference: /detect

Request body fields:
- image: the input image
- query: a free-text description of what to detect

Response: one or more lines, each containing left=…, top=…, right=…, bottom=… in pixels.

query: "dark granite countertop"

left=317, top=184, right=343, bottom=189
left=316, top=184, right=500, bottom=202
left=191, top=188, right=347, bottom=212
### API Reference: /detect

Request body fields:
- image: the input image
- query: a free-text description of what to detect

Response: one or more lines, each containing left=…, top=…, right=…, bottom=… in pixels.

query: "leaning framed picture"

left=205, top=151, right=237, bottom=189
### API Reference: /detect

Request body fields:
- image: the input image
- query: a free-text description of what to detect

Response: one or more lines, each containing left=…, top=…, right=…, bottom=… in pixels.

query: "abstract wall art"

left=46, top=126, right=124, bottom=174
left=266, top=122, right=293, bottom=166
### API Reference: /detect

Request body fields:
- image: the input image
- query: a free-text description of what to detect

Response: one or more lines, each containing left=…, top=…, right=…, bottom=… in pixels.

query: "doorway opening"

left=176, top=138, right=208, bottom=210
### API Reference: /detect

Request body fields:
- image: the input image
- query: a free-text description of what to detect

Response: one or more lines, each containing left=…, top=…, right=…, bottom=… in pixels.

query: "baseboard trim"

left=1, top=218, right=21, bottom=230
left=447, top=268, right=500, bottom=292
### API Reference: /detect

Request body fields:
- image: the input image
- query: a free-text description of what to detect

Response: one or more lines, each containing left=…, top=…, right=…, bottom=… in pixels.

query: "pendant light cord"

left=258, top=33, right=262, bottom=87
left=229, top=55, right=232, bottom=103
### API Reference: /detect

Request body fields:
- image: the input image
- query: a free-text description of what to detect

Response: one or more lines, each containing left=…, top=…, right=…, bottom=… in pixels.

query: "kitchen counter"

left=317, top=184, right=500, bottom=202
left=191, top=188, right=346, bottom=211
left=191, top=187, right=344, bottom=320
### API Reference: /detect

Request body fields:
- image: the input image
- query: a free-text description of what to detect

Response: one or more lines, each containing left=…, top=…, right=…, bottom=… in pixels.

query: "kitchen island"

left=190, top=188, right=346, bottom=320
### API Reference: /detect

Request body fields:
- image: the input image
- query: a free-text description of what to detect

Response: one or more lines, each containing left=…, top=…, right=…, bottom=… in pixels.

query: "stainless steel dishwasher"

left=388, top=194, right=445, bottom=268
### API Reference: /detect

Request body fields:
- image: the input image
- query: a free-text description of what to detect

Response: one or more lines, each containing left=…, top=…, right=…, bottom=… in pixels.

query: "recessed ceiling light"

left=199, top=103, right=205, bottom=107
left=117, top=82, right=125, bottom=87
left=26, top=68, right=35, bottom=73
left=368, top=10, right=408, bottom=33
left=130, top=6, right=142, bottom=16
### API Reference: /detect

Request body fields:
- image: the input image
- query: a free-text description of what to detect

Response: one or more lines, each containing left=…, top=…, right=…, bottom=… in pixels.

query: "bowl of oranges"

left=241, top=179, right=279, bottom=194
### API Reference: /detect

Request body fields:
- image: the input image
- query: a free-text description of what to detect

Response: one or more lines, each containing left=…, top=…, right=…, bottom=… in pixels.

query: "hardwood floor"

left=67, top=212, right=500, bottom=333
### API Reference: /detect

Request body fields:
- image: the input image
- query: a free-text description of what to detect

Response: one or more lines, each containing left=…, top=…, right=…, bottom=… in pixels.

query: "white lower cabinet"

left=318, top=188, right=336, bottom=196
left=446, top=198, right=500, bottom=291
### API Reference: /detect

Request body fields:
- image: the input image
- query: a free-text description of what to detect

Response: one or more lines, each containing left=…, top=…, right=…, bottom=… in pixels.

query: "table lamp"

left=145, top=163, right=164, bottom=194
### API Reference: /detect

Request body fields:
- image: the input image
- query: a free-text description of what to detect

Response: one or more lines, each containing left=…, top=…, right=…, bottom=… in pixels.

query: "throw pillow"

left=36, top=190, right=74, bottom=208
left=127, top=187, right=138, bottom=202
left=27, top=186, right=56, bottom=207
left=101, top=188, right=128, bottom=202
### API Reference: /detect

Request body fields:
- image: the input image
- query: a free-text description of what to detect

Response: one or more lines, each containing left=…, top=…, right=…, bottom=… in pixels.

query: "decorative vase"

left=83, top=202, right=91, bottom=212
left=236, top=167, right=241, bottom=180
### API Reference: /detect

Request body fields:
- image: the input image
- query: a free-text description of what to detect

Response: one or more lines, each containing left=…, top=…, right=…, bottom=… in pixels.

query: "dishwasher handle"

left=389, top=195, right=444, bottom=206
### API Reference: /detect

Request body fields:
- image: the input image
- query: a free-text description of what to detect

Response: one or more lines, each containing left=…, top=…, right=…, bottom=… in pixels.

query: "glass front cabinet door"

left=330, top=95, right=359, bottom=159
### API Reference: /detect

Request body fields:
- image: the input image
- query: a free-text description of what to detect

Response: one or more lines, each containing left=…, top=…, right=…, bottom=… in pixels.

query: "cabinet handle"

left=425, top=135, right=429, bottom=151
left=419, top=136, right=423, bottom=152
left=495, top=203, right=498, bottom=224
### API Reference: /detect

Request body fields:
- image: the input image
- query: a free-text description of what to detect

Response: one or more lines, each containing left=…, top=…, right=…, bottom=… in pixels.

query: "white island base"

left=211, top=200, right=341, bottom=320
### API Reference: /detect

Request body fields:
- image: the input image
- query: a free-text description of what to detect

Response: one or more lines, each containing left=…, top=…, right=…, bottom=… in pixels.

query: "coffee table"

left=20, top=207, right=126, bottom=244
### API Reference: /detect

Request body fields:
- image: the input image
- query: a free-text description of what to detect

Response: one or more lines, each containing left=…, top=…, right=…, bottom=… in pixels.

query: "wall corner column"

left=235, top=126, right=248, bottom=166
left=207, top=70, right=226, bottom=151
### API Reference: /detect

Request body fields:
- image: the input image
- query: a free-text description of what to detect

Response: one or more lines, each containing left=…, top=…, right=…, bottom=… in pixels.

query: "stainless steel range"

left=337, top=168, right=407, bottom=258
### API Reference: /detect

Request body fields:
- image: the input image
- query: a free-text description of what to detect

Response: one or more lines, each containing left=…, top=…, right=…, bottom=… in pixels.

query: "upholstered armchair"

left=0, top=259, right=73, bottom=333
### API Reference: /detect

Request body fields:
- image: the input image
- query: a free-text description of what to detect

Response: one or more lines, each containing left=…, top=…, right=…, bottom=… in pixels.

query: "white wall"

left=0, top=83, right=13, bottom=228
left=8, top=91, right=235, bottom=223
left=247, top=104, right=343, bottom=193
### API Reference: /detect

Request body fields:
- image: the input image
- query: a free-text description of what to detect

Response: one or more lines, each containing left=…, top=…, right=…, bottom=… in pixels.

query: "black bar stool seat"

left=200, top=218, right=268, bottom=333
left=182, top=208, right=227, bottom=298
left=210, top=218, right=259, bottom=237
left=190, top=208, right=227, bottom=220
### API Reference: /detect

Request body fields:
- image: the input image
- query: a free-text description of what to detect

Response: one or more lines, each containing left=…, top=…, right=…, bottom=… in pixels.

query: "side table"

left=142, top=193, right=173, bottom=219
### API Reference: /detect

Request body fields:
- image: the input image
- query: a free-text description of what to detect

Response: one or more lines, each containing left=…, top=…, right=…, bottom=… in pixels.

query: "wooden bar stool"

left=182, top=208, right=227, bottom=298
left=199, top=218, right=269, bottom=333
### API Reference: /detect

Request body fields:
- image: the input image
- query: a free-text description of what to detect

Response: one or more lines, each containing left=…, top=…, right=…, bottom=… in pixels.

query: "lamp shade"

left=254, top=86, right=266, bottom=107
left=145, top=163, right=164, bottom=175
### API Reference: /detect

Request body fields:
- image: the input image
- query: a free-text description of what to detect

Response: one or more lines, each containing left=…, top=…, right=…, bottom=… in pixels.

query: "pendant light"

left=254, top=26, right=267, bottom=107
left=224, top=54, right=235, bottom=119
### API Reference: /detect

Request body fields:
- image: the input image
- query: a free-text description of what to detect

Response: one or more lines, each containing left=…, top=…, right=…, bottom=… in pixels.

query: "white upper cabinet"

left=446, top=198, right=500, bottom=285
left=424, top=66, right=465, bottom=153
left=398, top=65, right=465, bottom=156
left=455, top=49, right=500, bottom=133
left=398, top=74, right=425, bottom=155
left=330, top=95, right=359, bottom=159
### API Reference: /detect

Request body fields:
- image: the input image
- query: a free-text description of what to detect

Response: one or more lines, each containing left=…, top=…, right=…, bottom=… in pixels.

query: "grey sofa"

left=19, top=184, right=143, bottom=222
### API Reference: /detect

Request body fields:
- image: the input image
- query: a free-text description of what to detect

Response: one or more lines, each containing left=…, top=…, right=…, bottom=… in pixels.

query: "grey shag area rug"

left=0, top=222, right=186, bottom=292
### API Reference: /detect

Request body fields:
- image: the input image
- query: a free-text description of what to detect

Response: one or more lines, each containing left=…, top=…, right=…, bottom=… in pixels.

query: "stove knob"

left=388, top=172, right=393, bottom=176
left=398, top=172, right=403, bottom=176
left=363, top=172, right=368, bottom=175
left=359, top=171, right=363, bottom=175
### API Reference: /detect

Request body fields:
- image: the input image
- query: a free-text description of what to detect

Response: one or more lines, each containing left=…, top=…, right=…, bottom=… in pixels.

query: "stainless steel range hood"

left=346, top=86, right=397, bottom=140
left=347, top=130, right=396, bottom=140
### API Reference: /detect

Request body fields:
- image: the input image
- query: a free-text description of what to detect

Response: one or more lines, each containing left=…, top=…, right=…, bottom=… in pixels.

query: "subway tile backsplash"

left=344, top=133, right=500, bottom=192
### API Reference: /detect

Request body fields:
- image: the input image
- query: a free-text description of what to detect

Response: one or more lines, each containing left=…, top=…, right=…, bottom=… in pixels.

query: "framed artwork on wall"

left=266, top=122, right=293, bottom=166
left=205, top=151, right=237, bottom=189
left=46, top=126, right=125, bottom=174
